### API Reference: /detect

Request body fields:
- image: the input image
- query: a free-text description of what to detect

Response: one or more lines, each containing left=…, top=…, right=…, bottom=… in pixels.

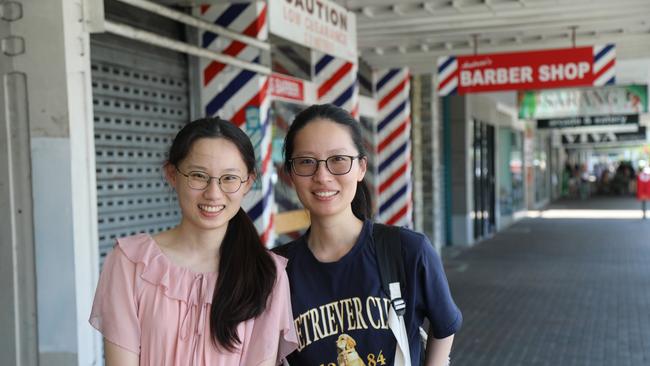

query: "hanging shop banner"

left=269, top=73, right=305, bottom=102
left=268, top=0, right=357, bottom=62
left=537, top=114, right=638, bottom=129
left=562, top=127, right=647, bottom=145
left=437, top=44, right=615, bottom=96
left=518, top=84, right=648, bottom=119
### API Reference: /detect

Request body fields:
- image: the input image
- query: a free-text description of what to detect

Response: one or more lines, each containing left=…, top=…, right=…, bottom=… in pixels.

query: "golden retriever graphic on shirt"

left=336, top=334, right=366, bottom=366
left=291, top=296, right=393, bottom=365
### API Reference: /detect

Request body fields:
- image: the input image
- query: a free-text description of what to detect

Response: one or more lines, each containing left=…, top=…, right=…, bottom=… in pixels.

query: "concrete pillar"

left=411, top=76, right=424, bottom=233
left=2, top=0, right=100, bottom=364
left=430, top=74, right=445, bottom=250
left=357, top=60, right=378, bottom=213
left=413, top=73, right=444, bottom=250
left=446, top=95, right=474, bottom=246
left=196, top=2, right=275, bottom=245
left=0, top=1, right=38, bottom=364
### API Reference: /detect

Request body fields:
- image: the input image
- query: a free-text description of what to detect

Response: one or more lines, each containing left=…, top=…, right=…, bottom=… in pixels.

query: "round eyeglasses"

left=175, top=167, right=248, bottom=193
left=288, top=155, right=361, bottom=177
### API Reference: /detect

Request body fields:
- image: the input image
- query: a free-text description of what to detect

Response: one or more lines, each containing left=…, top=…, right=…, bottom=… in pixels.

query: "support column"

left=196, top=2, right=274, bottom=245
left=447, top=95, right=473, bottom=246
left=429, top=72, right=444, bottom=250
left=411, top=76, right=423, bottom=232
left=375, top=68, right=413, bottom=226
left=0, top=2, right=38, bottom=364
left=356, top=60, right=378, bottom=212
left=4, top=0, right=100, bottom=364
left=312, top=51, right=359, bottom=117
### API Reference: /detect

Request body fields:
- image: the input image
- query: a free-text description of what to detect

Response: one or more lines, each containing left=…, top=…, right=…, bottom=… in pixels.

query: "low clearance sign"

left=437, top=45, right=616, bottom=95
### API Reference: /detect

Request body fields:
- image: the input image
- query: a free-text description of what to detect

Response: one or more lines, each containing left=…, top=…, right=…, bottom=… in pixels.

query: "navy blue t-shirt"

left=281, top=220, right=462, bottom=365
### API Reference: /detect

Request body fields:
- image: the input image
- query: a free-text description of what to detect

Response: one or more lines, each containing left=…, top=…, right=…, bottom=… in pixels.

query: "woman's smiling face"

left=167, top=137, right=252, bottom=233
left=289, top=118, right=366, bottom=220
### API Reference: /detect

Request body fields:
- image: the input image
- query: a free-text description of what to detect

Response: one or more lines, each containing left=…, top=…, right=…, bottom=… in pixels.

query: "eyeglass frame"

left=288, top=154, right=363, bottom=177
left=175, top=166, right=249, bottom=193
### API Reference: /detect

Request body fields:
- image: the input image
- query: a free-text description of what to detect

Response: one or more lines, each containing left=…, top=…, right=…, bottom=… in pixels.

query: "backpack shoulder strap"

left=373, top=222, right=407, bottom=316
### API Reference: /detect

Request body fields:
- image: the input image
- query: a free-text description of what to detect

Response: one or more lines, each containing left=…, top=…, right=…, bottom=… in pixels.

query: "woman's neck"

left=307, top=211, right=365, bottom=263
left=154, top=220, right=227, bottom=272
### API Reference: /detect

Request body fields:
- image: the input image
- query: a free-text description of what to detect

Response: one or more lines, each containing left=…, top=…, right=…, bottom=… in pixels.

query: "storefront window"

left=499, top=129, right=524, bottom=217
left=534, top=133, right=550, bottom=203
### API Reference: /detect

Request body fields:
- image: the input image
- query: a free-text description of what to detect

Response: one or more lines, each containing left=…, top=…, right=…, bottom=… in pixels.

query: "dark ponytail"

left=283, top=104, right=373, bottom=220
left=167, top=117, right=276, bottom=351
left=211, top=208, right=275, bottom=350
left=352, top=180, right=372, bottom=220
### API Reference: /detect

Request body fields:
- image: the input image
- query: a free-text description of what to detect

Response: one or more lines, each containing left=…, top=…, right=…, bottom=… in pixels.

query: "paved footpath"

left=444, top=197, right=650, bottom=366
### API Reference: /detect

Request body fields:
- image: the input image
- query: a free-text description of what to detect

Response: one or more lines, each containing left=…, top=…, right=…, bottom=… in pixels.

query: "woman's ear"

left=242, top=172, right=256, bottom=195
left=164, top=163, right=178, bottom=189
left=286, top=170, right=296, bottom=188
left=357, top=156, right=368, bottom=182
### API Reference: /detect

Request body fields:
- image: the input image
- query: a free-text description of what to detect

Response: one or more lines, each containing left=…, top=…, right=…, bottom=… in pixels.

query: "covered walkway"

left=446, top=197, right=650, bottom=366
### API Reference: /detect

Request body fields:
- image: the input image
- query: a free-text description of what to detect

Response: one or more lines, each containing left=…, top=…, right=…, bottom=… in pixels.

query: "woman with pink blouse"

left=90, top=117, right=298, bottom=365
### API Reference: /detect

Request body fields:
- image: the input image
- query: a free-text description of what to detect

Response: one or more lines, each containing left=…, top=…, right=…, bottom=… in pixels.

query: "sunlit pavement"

left=444, top=196, right=650, bottom=366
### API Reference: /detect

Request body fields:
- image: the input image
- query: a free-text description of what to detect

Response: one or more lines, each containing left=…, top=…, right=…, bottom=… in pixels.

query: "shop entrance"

left=473, top=120, right=496, bottom=239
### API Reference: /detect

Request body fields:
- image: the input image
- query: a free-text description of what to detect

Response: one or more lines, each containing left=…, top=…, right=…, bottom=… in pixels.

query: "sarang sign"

left=437, top=45, right=616, bottom=95
left=518, top=85, right=647, bottom=119
left=270, top=74, right=304, bottom=101
left=269, top=0, right=357, bottom=62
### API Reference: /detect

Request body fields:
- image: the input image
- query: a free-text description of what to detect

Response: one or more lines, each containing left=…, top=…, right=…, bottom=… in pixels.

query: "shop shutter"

left=91, top=34, right=189, bottom=264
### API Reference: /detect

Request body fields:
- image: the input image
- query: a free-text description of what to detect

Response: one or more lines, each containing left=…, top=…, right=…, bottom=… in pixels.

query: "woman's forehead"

left=294, top=119, right=356, bottom=150
left=183, top=138, right=246, bottom=171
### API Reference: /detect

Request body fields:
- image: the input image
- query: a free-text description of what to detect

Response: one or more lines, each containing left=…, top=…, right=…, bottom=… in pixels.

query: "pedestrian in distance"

left=274, top=104, right=462, bottom=366
left=90, top=117, right=298, bottom=365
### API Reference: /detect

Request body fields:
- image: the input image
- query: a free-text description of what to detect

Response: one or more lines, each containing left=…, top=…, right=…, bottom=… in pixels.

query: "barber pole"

left=437, top=56, right=458, bottom=97
left=197, top=2, right=275, bottom=245
left=593, top=44, right=616, bottom=86
left=375, top=68, right=412, bottom=227
left=313, top=52, right=359, bottom=117
left=438, top=44, right=617, bottom=95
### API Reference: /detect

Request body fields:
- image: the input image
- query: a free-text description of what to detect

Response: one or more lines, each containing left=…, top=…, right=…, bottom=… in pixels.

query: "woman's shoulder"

left=268, top=250, right=289, bottom=269
left=101, top=233, right=163, bottom=283
left=395, top=225, right=430, bottom=245
left=389, top=225, right=438, bottom=260
left=105, top=233, right=213, bottom=302
left=270, top=238, right=305, bottom=260
left=110, top=233, right=159, bottom=265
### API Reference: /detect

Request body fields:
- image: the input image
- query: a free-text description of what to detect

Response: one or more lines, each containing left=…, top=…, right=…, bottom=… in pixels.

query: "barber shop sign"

left=437, top=45, right=616, bottom=95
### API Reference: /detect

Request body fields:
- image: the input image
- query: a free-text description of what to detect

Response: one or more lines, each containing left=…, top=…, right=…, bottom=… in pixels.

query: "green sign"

left=518, top=84, right=648, bottom=119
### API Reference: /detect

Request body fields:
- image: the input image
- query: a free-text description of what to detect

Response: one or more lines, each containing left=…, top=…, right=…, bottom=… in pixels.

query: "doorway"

left=473, top=119, right=496, bottom=239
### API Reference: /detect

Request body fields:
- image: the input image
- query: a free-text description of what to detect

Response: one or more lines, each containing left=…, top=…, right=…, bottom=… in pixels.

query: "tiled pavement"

left=444, top=197, right=650, bottom=366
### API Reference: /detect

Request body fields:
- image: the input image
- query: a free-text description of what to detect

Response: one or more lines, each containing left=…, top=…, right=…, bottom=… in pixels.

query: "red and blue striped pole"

left=375, top=68, right=412, bottom=227
left=313, top=52, right=359, bottom=118
left=196, top=2, right=275, bottom=245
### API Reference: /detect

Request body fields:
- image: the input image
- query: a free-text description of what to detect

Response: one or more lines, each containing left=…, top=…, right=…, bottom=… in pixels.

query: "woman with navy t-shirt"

left=276, top=104, right=462, bottom=365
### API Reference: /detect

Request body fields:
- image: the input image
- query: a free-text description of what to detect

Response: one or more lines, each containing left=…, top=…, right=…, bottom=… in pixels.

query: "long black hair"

left=283, top=104, right=373, bottom=220
left=167, top=117, right=276, bottom=351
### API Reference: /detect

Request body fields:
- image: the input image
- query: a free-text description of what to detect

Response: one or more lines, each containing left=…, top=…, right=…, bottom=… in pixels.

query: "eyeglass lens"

left=292, top=155, right=354, bottom=176
left=186, top=171, right=242, bottom=192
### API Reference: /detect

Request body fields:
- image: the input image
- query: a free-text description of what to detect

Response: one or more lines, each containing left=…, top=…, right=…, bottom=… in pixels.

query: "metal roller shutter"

left=91, top=34, right=190, bottom=264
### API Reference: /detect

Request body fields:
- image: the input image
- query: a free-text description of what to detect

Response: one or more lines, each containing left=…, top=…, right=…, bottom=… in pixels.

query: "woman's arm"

left=424, top=333, right=455, bottom=366
left=104, top=339, right=139, bottom=366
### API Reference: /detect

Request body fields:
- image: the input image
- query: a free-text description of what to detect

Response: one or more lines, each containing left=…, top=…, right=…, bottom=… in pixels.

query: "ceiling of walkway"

left=338, top=0, right=650, bottom=73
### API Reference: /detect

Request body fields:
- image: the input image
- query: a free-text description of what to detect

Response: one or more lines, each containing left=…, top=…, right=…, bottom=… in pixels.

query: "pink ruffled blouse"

left=89, top=234, right=298, bottom=365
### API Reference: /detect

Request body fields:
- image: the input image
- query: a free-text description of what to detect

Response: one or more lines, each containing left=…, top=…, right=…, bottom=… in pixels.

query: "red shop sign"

left=269, top=73, right=305, bottom=102
left=437, top=45, right=616, bottom=95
